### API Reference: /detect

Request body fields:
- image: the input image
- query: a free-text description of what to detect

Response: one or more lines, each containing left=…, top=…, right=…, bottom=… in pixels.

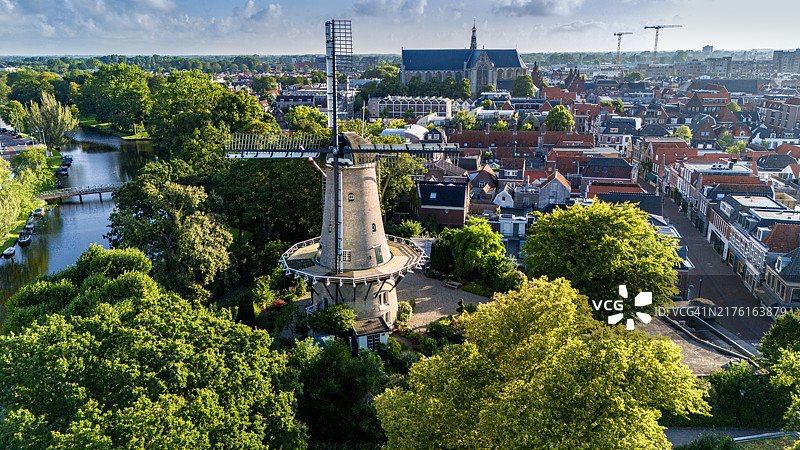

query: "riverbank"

left=1, top=200, right=46, bottom=250
left=79, top=115, right=150, bottom=140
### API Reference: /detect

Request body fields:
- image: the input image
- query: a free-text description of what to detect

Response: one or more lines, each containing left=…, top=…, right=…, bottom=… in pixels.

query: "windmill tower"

left=226, top=20, right=460, bottom=347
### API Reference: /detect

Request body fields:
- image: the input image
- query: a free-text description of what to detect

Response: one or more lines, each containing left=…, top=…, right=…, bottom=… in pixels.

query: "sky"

left=1, top=0, right=798, bottom=56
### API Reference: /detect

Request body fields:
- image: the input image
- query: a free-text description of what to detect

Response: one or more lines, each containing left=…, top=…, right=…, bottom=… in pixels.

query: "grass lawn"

left=79, top=114, right=150, bottom=140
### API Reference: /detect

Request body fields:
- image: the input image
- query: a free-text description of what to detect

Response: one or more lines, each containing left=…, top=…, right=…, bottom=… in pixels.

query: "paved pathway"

left=665, top=427, right=782, bottom=447
left=659, top=196, right=774, bottom=344
left=396, top=272, right=491, bottom=331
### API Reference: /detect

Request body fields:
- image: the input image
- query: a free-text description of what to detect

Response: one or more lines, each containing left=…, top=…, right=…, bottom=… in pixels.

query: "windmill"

left=613, top=32, right=632, bottom=79
left=225, top=20, right=460, bottom=340
left=644, top=24, right=682, bottom=65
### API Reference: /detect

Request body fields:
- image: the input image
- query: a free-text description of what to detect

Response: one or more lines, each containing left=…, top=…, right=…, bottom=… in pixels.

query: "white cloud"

left=551, top=20, right=605, bottom=33
left=493, top=0, right=584, bottom=16
left=353, top=0, right=427, bottom=17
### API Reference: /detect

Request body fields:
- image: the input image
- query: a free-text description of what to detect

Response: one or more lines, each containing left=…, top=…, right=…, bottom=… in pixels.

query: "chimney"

left=458, top=122, right=463, bottom=133
left=486, top=122, right=490, bottom=133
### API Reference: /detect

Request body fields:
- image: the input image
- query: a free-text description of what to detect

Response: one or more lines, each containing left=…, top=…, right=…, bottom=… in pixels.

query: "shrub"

left=396, top=301, right=413, bottom=326
left=427, top=315, right=464, bottom=345
left=674, top=434, right=737, bottom=450
left=307, top=304, right=356, bottom=335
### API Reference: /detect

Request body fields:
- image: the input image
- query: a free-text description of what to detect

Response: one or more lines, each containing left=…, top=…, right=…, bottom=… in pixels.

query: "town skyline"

left=2, top=0, right=799, bottom=56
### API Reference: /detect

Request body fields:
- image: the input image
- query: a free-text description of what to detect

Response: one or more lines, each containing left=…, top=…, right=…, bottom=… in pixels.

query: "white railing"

left=279, top=234, right=427, bottom=285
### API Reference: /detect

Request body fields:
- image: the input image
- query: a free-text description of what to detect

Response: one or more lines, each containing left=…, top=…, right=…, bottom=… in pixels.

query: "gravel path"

left=396, top=273, right=492, bottom=331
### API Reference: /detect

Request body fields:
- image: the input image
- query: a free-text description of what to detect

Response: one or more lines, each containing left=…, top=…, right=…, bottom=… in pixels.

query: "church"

left=399, top=24, right=528, bottom=98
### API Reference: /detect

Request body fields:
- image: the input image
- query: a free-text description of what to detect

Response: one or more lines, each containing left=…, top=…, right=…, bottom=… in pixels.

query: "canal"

left=0, top=129, right=155, bottom=307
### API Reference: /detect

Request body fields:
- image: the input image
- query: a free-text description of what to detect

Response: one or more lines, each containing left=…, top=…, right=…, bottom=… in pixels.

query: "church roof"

left=402, top=49, right=472, bottom=71
left=402, top=48, right=526, bottom=72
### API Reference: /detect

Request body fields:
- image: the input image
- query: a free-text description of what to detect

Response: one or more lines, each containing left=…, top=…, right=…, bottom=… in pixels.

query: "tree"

left=79, top=63, right=151, bottom=133
left=485, top=84, right=495, bottom=92
left=523, top=201, right=681, bottom=316
left=285, top=105, right=327, bottom=132
left=251, top=75, right=278, bottom=97
left=611, top=99, right=625, bottom=114
left=457, top=78, right=471, bottom=100
left=385, top=118, right=407, bottom=129
left=310, top=70, right=326, bottom=84
left=544, top=104, right=574, bottom=132
left=0, top=246, right=307, bottom=449
left=374, top=278, right=709, bottom=449
left=450, top=110, right=476, bottom=131
left=624, top=71, right=644, bottom=82
left=481, top=99, right=493, bottom=109
left=0, top=100, right=25, bottom=131
left=148, top=70, right=224, bottom=149
left=0, top=158, right=22, bottom=238
left=491, top=120, right=509, bottom=131
left=725, top=101, right=741, bottom=112
left=717, top=131, right=735, bottom=150
left=403, top=108, right=415, bottom=119
left=360, top=65, right=399, bottom=79
left=511, top=74, right=535, bottom=97
left=307, top=304, right=356, bottom=335
left=292, top=340, right=388, bottom=447
left=761, top=310, right=800, bottom=367
left=672, top=125, right=693, bottom=144
left=107, top=176, right=233, bottom=301
left=450, top=217, right=506, bottom=281
left=24, top=91, right=78, bottom=149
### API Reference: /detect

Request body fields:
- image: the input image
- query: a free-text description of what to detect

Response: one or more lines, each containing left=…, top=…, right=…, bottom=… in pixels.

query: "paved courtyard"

left=396, top=272, right=492, bottom=331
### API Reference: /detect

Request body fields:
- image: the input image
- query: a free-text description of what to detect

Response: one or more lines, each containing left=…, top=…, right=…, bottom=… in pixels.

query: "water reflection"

left=0, top=129, right=155, bottom=305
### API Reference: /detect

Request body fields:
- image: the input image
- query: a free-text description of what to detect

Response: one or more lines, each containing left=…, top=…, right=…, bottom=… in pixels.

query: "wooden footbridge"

left=38, top=182, right=128, bottom=203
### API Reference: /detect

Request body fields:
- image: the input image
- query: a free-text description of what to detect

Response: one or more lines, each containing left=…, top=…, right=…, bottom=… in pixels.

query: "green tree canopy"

left=374, top=277, right=708, bottom=449
left=672, top=125, right=693, bottom=144
left=450, top=110, right=477, bottom=131
left=449, top=217, right=506, bottom=280
left=307, top=304, right=356, bottom=335
left=292, top=340, right=388, bottom=447
left=0, top=100, right=25, bottom=131
left=511, top=74, right=536, bottom=97
left=361, top=65, right=399, bottom=79
left=78, top=63, right=151, bottom=133
left=491, top=120, right=509, bottom=131
left=717, top=131, right=735, bottom=150
left=250, top=75, right=278, bottom=97
left=107, top=172, right=233, bottom=301
left=522, top=201, right=682, bottom=314
left=725, top=101, right=741, bottom=112
left=624, top=71, right=644, bottom=82
left=25, top=91, right=78, bottom=149
left=544, top=104, right=575, bottom=132
left=0, top=245, right=307, bottom=449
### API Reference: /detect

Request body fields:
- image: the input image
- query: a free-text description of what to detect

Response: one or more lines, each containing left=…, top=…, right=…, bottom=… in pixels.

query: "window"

left=430, top=192, right=437, bottom=199
left=348, top=193, right=355, bottom=201
left=328, top=224, right=332, bottom=233
left=378, top=291, right=390, bottom=306
left=372, top=223, right=377, bottom=232
left=374, top=245, right=384, bottom=264
left=479, top=181, right=486, bottom=188
left=342, top=250, right=352, bottom=262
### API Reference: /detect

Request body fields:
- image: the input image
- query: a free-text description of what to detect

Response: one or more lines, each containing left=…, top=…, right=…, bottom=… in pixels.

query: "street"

left=658, top=193, right=774, bottom=344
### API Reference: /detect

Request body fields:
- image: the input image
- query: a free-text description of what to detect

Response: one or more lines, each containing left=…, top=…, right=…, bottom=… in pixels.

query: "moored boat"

left=18, top=233, right=31, bottom=246
left=2, top=246, right=14, bottom=258
left=33, top=208, right=44, bottom=217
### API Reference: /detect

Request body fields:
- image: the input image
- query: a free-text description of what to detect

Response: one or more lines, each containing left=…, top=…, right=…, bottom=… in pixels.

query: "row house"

left=669, top=160, right=755, bottom=228
left=694, top=177, right=771, bottom=233
left=630, top=136, right=689, bottom=178
left=413, top=182, right=470, bottom=228
left=594, top=119, right=637, bottom=155
left=763, top=223, right=800, bottom=307
left=570, top=103, right=613, bottom=134
left=580, top=157, right=637, bottom=197
left=758, top=97, right=800, bottom=132
left=706, top=195, right=800, bottom=292
left=448, top=130, right=541, bottom=157
left=683, top=91, right=731, bottom=114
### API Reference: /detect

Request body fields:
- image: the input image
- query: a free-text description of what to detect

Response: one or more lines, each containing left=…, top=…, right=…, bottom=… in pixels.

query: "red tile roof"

left=762, top=223, right=800, bottom=254
left=586, top=184, right=646, bottom=198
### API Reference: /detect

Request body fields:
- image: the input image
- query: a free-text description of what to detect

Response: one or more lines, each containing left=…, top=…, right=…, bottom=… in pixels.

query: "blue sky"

left=1, top=0, right=798, bottom=56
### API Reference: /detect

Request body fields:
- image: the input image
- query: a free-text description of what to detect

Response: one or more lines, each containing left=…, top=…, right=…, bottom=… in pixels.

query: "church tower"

left=470, top=20, right=477, bottom=50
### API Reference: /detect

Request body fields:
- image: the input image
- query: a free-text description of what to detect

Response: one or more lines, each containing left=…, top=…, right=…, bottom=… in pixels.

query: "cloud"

left=353, top=0, right=427, bottom=17
left=493, top=0, right=584, bottom=16
left=551, top=20, right=605, bottom=33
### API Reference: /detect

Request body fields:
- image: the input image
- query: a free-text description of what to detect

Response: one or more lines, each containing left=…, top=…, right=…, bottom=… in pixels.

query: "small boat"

left=2, top=247, right=14, bottom=258
left=17, top=233, right=31, bottom=246
left=33, top=208, right=43, bottom=217
left=24, top=221, right=34, bottom=231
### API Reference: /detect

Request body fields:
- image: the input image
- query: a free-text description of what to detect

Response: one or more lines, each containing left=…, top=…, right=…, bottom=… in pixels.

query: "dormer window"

left=348, top=193, right=355, bottom=201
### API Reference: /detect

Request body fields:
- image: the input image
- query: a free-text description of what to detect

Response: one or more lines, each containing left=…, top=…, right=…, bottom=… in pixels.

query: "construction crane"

left=613, top=32, right=632, bottom=78
left=644, top=24, right=682, bottom=65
